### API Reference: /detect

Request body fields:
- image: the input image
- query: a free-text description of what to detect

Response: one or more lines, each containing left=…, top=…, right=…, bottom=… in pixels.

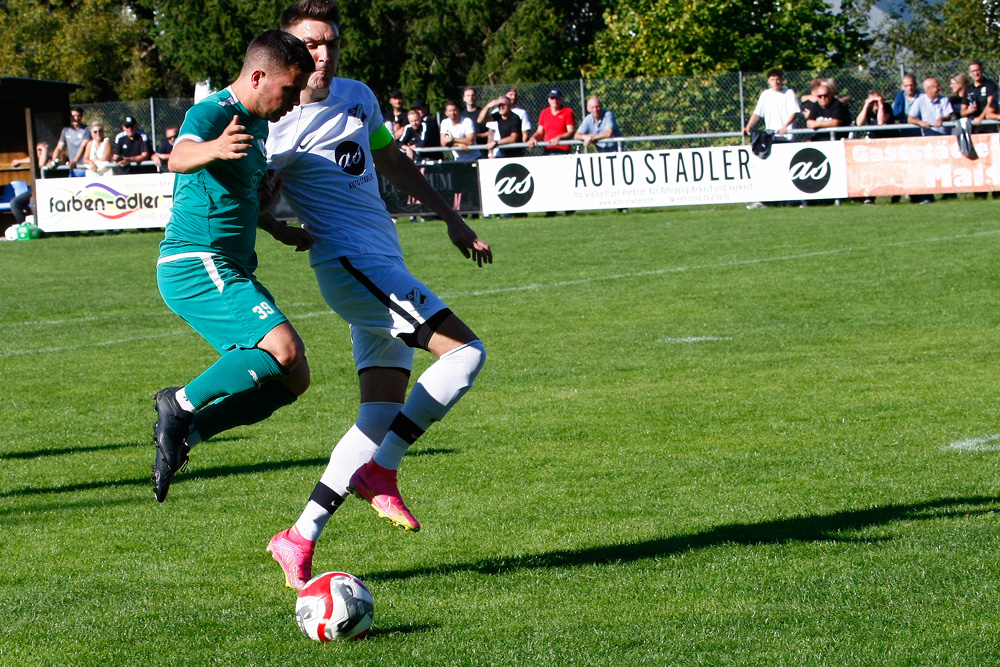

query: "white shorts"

left=314, top=255, right=450, bottom=372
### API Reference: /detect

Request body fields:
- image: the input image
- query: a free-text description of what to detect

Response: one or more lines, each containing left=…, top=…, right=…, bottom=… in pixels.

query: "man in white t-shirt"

left=742, top=69, right=801, bottom=141
left=260, top=0, right=493, bottom=590
left=440, top=100, right=478, bottom=161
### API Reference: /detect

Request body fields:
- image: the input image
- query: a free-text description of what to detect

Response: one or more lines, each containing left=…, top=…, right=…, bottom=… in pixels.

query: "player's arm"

left=371, top=127, right=491, bottom=266
left=257, top=169, right=313, bottom=252
left=169, top=115, right=255, bottom=174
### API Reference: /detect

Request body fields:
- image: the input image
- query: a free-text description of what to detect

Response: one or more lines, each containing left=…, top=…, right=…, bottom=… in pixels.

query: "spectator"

left=892, top=74, right=921, bottom=137
left=383, top=89, right=406, bottom=140
left=82, top=122, right=113, bottom=176
left=485, top=95, right=525, bottom=158
left=527, top=89, right=576, bottom=154
left=399, top=108, right=427, bottom=161
left=48, top=106, right=89, bottom=176
left=962, top=61, right=997, bottom=129
left=908, top=78, right=953, bottom=136
left=742, top=68, right=800, bottom=141
left=152, top=126, right=178, bottom=172
left=479, top=88, right=531, bottom=142
left=112, top=116, right=151, bottom=173
left=800, top=78, right=823, bottom=106
left=854, top=91, right=891, bottom=205
left=440, top=100, right=478, bottom=161
left=803, top=84, right=850, bottom=141
left=9, top=185, right=34, bottom=226
left=412, top=99, right=440, bottom=149
left=10, top=141, right=49, bottom=172
left=950, top=72, right=969, bottom=113
left=460, top=86, right=489, bottom=156
left=575, top=96, right=623, bottom=152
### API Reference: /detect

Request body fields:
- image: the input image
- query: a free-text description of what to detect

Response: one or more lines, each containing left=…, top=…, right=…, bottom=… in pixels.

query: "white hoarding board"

left=477, top=142, right=848, bottom=215
left=36, top=173, right=175, bottom=232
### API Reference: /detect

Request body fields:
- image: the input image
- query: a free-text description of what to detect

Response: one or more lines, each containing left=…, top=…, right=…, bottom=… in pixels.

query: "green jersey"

left=159, top=86, right=269, bottom=271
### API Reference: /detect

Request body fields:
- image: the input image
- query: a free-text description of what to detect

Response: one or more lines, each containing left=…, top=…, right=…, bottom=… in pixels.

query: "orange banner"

left=845, top=134, right=1000, bottom=197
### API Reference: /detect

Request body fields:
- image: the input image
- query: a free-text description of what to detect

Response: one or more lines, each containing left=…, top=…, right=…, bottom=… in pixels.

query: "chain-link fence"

left=77, top=59, right=997, bottom=152
left=77, top=99, right=192, bottom=150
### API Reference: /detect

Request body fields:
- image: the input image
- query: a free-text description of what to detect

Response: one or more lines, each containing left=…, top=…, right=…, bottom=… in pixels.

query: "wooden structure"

left=0, top=77, right=82, bottom=189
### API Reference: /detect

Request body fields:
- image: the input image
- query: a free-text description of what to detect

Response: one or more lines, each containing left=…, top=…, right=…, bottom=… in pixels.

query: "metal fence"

left=77, top=59, right=997, bottom=151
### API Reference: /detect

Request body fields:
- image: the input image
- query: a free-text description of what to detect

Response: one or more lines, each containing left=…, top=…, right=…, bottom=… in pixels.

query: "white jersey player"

left=264, top=0, right=493, bottom=590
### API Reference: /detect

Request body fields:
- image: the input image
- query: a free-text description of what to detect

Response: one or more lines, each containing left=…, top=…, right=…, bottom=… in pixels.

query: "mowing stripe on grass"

left=942, top=434, right=1000, bottom=452
left=0, top=331, right=183, bottom=358
left=658, top=336, right=732, bottom=343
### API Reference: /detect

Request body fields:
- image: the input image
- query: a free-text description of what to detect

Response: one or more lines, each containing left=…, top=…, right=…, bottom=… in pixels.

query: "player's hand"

left=258, top=169, right=283, bottom=214
left=215, top=115, right=254, bottom=160
left=446, top=216, right=492, bottom=267
left=276, top=224, right=315, bottom=252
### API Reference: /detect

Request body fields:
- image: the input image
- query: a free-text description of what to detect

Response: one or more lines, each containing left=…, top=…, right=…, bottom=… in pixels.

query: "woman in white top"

left=83, top=122, right=113, bottom=176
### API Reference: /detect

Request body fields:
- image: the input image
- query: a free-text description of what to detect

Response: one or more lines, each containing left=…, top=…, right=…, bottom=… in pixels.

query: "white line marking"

left=659, top=336, right=732, bottom=343
left=942, top=434, right=1000, bottom=452
left=6, top=228, right=1000, bottom=356
left=0, top=331, right=183, bottom=359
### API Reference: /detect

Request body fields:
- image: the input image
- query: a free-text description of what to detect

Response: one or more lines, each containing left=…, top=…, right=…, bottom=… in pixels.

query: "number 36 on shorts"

left=252, top=301, right=276, bottom=319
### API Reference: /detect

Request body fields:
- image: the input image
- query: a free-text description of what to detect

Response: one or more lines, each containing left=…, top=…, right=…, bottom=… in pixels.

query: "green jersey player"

left=151, top=30, right=315, bottom=503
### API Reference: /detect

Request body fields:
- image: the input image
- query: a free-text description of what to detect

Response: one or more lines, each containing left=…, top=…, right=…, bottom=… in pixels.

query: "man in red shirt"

left=528, top=89, right=576, bottom=154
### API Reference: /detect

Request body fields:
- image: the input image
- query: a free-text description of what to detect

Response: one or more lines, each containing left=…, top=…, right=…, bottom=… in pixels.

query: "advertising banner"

left=845, top=134, right=1000, bottom=197
left=36, top=173, right=174, bottom=232
left=477, top=142, right=849, bottom=215
left=378, top=160, right=481, bottom=217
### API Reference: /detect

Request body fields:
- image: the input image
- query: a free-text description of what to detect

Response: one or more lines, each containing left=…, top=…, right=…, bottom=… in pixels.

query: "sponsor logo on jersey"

left=494, top=163, right=534, bottom=207
left=788, top=148, right=832, bottom=193
left=406, top=288, right=427, bottom=306
left=336, top=141, right=366, bottom=177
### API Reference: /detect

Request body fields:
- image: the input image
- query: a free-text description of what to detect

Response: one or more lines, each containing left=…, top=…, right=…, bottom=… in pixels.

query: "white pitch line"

left=0, top=331, right=185, bottom=359
left=659, top=336, right=732, bottom=343
left=941, top=434, right=1000, bottom=452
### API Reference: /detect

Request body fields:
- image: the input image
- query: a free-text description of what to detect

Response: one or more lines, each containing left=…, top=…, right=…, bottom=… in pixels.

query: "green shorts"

left=157, top=252, right=288, bottom=354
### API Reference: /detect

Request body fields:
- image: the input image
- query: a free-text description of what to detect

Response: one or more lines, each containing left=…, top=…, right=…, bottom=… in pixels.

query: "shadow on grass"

left=0, top=436, right=244, bottom=461
left=0, top=456, right=330, bottom=501
left=408, top=447, right=458, bottom=457
left=367, top=622, right=438, bottom=637
left=365, top=496, right=1000, bottom=583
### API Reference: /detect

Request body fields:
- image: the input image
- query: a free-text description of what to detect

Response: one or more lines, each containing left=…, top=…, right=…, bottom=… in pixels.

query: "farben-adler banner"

left=477, top=143, right=849, bottom=215
left=36, top=173, right=174, bottom=232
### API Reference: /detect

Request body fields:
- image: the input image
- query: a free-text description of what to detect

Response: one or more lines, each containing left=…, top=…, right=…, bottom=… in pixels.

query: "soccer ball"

left=295, top=571, right=374, bottom=641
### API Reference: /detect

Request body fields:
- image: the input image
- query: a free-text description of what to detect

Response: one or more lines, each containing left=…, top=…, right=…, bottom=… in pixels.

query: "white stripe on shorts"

left=157, top=252, right=225, bottom=292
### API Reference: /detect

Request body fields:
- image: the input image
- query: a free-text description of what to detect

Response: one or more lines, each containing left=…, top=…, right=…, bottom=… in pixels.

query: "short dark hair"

left=766, top=69, right=783, bottom=79
left=444, top=100, right=460, bottom=110
left=970, top=60, right=984, bottom=69
left=243, top=29, right=315, bottom=76
left=280, top=0, right=341, bottom=31
left=70, top=106, right=84, bottom=115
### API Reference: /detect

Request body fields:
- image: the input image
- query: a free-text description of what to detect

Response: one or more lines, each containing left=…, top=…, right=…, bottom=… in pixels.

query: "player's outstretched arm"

left=258, top=211, right=314, bottom=252
left=168, top=115, right=255, bottom=174
left=372, top=142, right=492, bottom=267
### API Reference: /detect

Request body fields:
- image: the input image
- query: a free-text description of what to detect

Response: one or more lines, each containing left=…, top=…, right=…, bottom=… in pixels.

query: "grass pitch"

left=2, top=200, right=1000, bottom=666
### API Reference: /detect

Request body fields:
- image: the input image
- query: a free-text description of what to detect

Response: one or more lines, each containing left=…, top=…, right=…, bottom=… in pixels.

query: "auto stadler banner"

left=36, top=173, right=174, bottom=232
left=477, top=143, right=849, bottom=215
left=844, top=134, right=1000, bottom=197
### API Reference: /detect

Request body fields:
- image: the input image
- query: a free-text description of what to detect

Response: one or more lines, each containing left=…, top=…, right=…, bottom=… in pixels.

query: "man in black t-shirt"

left=383, top=89, right=407, bottom=139
left=803, top=85, right=851, bottom=141
left=485, top=96, right=525, bottom=158
left=460, top=86, right=488, bottom=159
left=963, top=60, right=998, bottom=131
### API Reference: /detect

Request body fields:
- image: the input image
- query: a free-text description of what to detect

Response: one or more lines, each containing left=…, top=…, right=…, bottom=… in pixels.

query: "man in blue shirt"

left=574, top=96, right=623, bottom=152
left=908, top=78, right=954, bottom=136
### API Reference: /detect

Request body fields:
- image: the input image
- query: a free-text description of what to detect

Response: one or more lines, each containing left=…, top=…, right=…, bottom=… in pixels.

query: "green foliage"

left=878, top=0, right=1000, bottom=65
left=590, top=0, right=872, bottom=77
left=0, top=0, right=154, bottom=101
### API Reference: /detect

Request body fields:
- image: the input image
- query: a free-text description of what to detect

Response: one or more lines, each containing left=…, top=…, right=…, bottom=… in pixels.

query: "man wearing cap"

left=112, top=116, right=152, bottom=173
left=528, top=89, right=576, bottom=154
left=383, top=89, right=407, bottom=139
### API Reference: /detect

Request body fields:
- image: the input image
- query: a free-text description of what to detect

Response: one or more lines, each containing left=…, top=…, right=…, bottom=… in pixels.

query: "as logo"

left=335, top=141, right=366, bottom=176
left=788, top=148, right=831, bottom=193
left=494, top=164, right=534, bottom=208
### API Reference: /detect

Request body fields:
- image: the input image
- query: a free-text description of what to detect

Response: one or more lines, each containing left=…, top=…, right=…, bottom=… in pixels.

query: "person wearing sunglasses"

left=152, top=127, right=179, bottom=173
left=803, top=84, right=851, bottom=142
left=83, top=123, right=113, bottom=176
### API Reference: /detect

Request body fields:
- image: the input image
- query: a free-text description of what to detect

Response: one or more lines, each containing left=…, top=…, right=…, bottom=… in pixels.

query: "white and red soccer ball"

left=295, top=571, right=374, bottom=641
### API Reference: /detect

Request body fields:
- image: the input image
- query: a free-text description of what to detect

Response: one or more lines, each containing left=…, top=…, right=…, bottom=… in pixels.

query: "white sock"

left=374, top=340, right=485, bottom=470
left=174, top=387, right=195, bottom=413
left=293, top=401, right=401, bottom=541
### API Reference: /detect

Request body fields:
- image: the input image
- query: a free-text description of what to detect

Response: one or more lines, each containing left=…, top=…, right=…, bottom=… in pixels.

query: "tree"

left=589, top=0, right=872, bottom=77
left=877, top=0, right=1000, bottom=64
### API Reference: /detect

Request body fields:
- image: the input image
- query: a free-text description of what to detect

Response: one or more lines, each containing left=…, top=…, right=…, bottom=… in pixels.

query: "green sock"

left=190, top=381, right=297, bottom=443
left=184, top=348, right=284, bottom=411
